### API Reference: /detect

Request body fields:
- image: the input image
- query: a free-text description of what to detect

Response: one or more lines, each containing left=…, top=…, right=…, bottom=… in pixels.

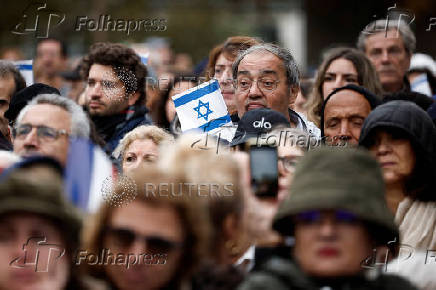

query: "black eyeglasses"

left=13, top=124, right=69, bottom=141
left=104, top=227, right=184, bottom=254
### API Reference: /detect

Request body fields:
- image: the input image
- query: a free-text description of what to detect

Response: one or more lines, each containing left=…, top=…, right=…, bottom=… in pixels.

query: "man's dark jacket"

left=238, top=257, right=418, bottom=290
left=92, top=106, right=152, bottom=155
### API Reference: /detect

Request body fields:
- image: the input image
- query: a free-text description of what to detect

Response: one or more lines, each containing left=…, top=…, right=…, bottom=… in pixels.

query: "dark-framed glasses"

left=104, top=227, right=184, bottom=254
left=13, top=124, right=69, bottom=141
left=233, top=78, right=280, bottom=92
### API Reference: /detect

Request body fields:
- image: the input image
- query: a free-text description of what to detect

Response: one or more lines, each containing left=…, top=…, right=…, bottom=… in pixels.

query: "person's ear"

left=223, top=214, right=240, bottom=241
left=128, top=91, right=141, bottom=106
left=289, top=84, right=299, bottom=107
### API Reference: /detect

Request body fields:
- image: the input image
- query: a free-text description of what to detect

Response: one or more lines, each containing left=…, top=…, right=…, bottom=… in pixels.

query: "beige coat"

left=395, top=197, right=436, bottom=250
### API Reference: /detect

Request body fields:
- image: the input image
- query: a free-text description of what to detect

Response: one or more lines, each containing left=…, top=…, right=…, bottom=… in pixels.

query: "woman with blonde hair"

left=305, top=47, right=383, bottom=126
left=112, top=125, right=174, bottom=174
left=159, top=134, right=249, bottom=268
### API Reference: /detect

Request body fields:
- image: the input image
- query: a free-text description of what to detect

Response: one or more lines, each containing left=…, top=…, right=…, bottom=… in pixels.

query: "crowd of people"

left=0, top=17, right=435, bottom=290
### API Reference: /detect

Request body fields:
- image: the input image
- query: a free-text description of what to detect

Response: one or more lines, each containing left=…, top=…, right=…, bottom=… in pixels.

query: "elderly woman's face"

left=322, top=58, right=359, bottom=99
left=122, top=139, right=159, bottom=174
left=0, top=213, right=69, bottom=290
left=368, top=129, right=416, bottom=185
left=103, top=200, right=185, bottom=290
left=293, top=210, right=372, bottom=278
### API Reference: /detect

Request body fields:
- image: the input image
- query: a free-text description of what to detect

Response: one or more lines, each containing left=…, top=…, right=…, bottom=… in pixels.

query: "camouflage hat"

left=0, top=170, right=81, bottom=246
left=273, top=146, right=398, bottom=245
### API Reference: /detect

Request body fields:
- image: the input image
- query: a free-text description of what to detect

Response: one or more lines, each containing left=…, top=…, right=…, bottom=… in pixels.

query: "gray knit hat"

left=273, top=146, right=398, bottom=246
left=0, top=170, right=81, bottom=247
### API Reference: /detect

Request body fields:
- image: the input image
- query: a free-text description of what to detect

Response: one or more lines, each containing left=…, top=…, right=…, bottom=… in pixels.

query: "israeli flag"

left=172, top=79, right=235, bottom=140
left=64, top=138, right=116, bottom=212
left=139, top=53, right=149, bottom=65
left=13, top=60, right=33, bottom=86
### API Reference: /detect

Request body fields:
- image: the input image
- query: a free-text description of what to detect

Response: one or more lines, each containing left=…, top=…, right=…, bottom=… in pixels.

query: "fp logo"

left=10, top=236, right=65, bottom=272
left=11, top=2, right=65, bottom=38
left=253, top=117, right=272, bottom=129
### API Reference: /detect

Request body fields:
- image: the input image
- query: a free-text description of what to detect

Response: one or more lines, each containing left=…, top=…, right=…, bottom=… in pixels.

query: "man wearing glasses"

left=232, top=43, right=320, bottom=139
left=12, top=94, right=90, bottom=167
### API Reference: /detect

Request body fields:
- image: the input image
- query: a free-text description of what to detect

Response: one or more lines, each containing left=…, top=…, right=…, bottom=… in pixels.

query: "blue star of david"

left=193, top=100, right=213, bottom=121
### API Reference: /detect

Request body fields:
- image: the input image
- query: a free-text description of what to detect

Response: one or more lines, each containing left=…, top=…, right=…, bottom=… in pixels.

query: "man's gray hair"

left=16, top=94, right=90, bottom=138
left=232, top=43, right=300, bottom=87
left=357, top=19, right=416, bottom=55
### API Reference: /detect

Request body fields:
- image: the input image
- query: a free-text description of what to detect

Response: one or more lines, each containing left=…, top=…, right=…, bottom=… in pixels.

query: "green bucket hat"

left=273, top=146, right=398, bottom=246
left=0, top=171, right=82, bottom=246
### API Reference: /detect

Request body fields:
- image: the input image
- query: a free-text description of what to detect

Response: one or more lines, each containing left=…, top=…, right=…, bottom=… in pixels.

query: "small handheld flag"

left=13, top=60, right=33, bottom=86
left=172, top=79, right=235, bottom=141
left=64, top=138, right=117, bottom=212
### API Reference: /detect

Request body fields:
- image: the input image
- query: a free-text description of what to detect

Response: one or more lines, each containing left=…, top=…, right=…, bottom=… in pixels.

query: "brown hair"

left=158, top=134, right=244, bottom=263
left=305, top=47, right=384, bottom=126
left=82, top=167, right=210, bottom=289
left=80, top=42, right=148, bottom=105
left=205, top=36, right=261, bottom=80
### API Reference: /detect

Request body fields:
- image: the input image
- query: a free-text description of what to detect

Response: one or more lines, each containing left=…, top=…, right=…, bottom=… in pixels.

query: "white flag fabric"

left=139, top=53, right=149, bottom=65
left=64, top=138, right=116, bottom=213
left=172, top=79, right=234, bottom=140
left=13, top=60, right=33, bottom=86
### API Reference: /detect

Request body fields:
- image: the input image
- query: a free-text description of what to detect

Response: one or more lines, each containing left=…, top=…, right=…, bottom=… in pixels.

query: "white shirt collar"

left=234, top=245, right=256, bottom=272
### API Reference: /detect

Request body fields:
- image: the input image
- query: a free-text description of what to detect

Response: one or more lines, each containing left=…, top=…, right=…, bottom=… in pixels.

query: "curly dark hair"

left=81, top=42, right=147, bottom=105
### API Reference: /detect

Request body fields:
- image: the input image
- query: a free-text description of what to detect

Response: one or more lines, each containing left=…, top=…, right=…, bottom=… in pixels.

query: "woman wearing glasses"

left=267, top=128, right=312, bottom=204
left=83, top=166, right=209, bottom=290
